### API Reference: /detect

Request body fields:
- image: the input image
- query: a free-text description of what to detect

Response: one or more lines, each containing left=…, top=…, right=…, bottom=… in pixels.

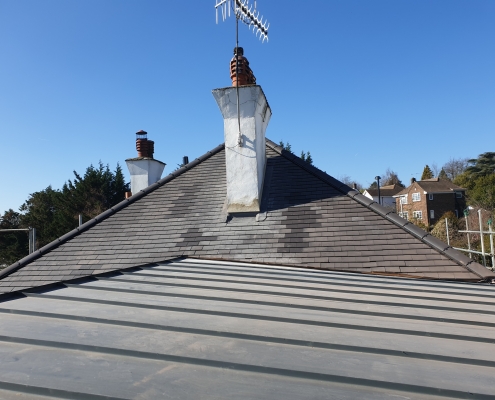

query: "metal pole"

left=235, top=10, right=242, bottom=147
left=28, top=228, right=32, bottom=254
left=79, top=214, right=83, bottom=227
left=375, top=176, right=381, bottom=205
left=488, top=220, right=494, bottom=270
left=32, top=227, right=36, bottom=252
left=479, top=209, right=486, bottom=268
left=445, top=218, right=450, bottom=245
left=465, top=213, right=472, bottom=259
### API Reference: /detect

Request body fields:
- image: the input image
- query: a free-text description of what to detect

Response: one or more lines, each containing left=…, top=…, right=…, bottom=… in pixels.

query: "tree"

left=430, top=163, right=440, bottom=178
left=279, top=141, right=292, bottom=153
left=431, top=211, right=463, bottom=246
left=468, top=174, right=495, bottom=212
left=279, top=141, right=313, bottom=165
left=338, top=175, right=361, bottom=189
left=19, top=186, right=69, bottom=248
left=421, top=165, right=434, bottom=180
left=0, top=209, right=29, bottom=267
left=19, top=162, right=129, bottom=252
left=465, top=152, right=495, bottom=178
left=300, top=151, right=313, bottom=165
left=382, top=168, right=404, bottom=187
left=368, top=169, right=404, bottom=190
left=438, top=168, right=448, bottom=180
left=61, top=162, right=128, bottom=221
left=442, top=157, right=469, bottom=181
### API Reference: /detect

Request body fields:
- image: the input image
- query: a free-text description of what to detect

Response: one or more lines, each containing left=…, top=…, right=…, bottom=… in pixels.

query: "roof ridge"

left=0, top=143, right=226, bottom=281
left=265, top=139, right=491, bottom=281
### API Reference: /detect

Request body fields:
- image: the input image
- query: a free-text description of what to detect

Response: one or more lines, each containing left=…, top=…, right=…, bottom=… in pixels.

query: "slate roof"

left=395, top=178, right=466, bottom=196
left=366, top=184, right=404, bottom=197
left=0, top=139, right=493, bottom=294
left=1, top=258, right=495, bottom=399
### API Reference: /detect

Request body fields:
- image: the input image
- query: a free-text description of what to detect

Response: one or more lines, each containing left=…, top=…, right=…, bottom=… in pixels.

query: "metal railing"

left=446, top=209, right=494, bottom=269
left=0, top=227, right=36, bottom=254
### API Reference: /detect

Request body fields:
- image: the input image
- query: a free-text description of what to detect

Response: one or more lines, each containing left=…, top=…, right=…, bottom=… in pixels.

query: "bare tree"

left=338, top=175, right=361, bottom=189
left=382, top=168, right=405, bottom=187
left=430, top=163, right=440, bottom=178
left=442, top=157, right=469, bottom=181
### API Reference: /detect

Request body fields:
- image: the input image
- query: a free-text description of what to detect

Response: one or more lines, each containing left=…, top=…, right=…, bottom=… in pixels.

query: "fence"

left=0, top=227, right=37, bottom=254
left=446, top=209, right=494, bottom=270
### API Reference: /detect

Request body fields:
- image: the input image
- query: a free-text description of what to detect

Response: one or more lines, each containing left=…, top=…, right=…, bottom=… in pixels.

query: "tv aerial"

left=215, top=0, right=269, bottom=43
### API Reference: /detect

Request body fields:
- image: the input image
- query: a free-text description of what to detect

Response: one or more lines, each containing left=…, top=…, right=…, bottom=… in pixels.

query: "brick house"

left=394, top=178, right=466, bottom=227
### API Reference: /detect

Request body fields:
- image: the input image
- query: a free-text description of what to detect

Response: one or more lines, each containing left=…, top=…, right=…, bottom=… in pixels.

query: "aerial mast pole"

left=215, top=0, right=270, bottom=147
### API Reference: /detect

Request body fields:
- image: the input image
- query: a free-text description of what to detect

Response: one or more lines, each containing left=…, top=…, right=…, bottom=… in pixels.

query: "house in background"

left=363, top=184, right=403, bottom=210
left=394, top=178, right=466, bottom=226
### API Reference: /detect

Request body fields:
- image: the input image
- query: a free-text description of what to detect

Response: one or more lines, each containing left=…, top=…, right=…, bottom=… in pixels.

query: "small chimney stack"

left=125, top=130, right=166, bottom=195
left=213, top=48, right=272, bottom=213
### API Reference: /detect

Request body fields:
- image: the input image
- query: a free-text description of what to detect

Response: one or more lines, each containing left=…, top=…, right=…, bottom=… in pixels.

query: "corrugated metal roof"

left=0, top=258, right=494, bottom=399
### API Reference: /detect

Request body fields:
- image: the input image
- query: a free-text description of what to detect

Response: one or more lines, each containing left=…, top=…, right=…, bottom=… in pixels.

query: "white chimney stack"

left=125, top=130, right=166, bottom=195
left=212, top=48, right=271, bottom=213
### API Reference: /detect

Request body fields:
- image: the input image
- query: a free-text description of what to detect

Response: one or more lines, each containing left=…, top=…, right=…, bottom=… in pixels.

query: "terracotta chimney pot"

left=230, top=47, right=256, bottom=87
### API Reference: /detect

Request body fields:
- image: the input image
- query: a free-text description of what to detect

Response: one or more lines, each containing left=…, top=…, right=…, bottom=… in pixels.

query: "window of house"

left=429, top=194, right=433, bottom=200
left=413, top=210, right=422, bottom=219
left=400, top=195, right=407, bottom=204
left=430, top=210, right=434, bottom=219
left=455, top=192, right=463, bottom=198
left=412, top=192, right=421, bottom=202
left=399, top=212, right=408, bottom=220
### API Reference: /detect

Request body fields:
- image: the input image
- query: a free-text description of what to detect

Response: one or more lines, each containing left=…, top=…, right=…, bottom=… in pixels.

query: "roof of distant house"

left=395, top=178, right=466, bottom=196
left=365, top=184, right=404, bottom=197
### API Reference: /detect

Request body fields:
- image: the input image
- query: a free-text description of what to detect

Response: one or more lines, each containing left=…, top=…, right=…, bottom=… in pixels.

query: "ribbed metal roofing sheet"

left=0, top=258, right=494, bottom=399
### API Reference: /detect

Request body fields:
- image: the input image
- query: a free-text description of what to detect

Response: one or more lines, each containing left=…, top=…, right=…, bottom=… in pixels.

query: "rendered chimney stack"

left=125, top=130, right=166, bottom=195
left=213, top=48, right=272, bottom=213
left=230, top=47, right=256, bottom=87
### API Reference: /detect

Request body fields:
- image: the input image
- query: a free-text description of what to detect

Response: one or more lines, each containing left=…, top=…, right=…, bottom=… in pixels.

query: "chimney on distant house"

left=212, top=47, right=272, bottom=213
left=125, top=130, right=166, bottom=196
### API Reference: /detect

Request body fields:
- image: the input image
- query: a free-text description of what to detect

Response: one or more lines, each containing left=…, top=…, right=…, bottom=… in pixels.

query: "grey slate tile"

left=0, top=139, right=492, bottom=294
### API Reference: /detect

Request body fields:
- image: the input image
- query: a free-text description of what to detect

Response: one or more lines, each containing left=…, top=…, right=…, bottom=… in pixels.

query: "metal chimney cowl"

left=125, top=130, right=166, bottom=195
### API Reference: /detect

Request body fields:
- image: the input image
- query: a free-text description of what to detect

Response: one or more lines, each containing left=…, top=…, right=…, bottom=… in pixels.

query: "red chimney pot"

left=135, top=130, right=154, bottom=158
left=230, top=47, right=256, bottom=87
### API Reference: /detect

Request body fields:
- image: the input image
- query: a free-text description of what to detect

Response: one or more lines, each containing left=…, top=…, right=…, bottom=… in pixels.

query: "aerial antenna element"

left=215, top=0, right=269, bottom=42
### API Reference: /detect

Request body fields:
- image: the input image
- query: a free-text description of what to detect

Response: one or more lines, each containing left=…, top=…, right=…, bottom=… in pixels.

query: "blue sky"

left=1, top=0, right=494, bottom=215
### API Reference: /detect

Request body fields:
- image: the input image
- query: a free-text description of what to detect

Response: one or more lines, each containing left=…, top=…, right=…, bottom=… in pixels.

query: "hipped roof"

left=0, top=139, right=492, bottom=294
left=395, top=179, right=466, bottom=196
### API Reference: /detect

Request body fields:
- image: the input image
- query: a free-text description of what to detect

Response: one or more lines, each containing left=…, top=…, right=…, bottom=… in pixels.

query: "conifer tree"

left=438, top=168, right=448, bottom=180
left=0, top=210, right=28, bottom=266
left=18, top=162, right=129, bottom=253
left=421, top=165, right=434, bottom=180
